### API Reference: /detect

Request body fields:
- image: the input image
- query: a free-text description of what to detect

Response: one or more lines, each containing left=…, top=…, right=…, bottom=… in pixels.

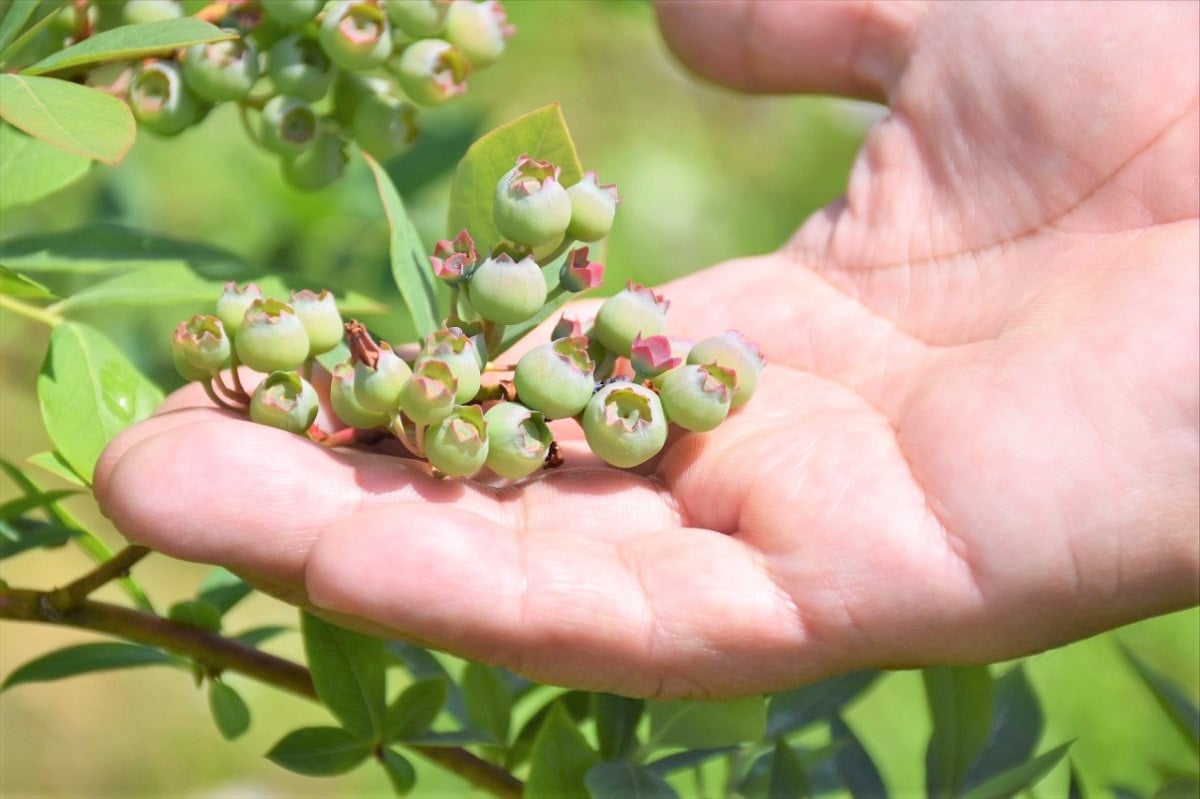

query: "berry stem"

left=0, top=295, right=65, bottom=327
left=203, top=378, right=245, bottom=412
left=481, top=320, right=506, bottom=358
left=227, top=352, right=250, bottom=399
left=236, top=102, right=266, bottom=146
left=536, top=236, right=576, bottom=268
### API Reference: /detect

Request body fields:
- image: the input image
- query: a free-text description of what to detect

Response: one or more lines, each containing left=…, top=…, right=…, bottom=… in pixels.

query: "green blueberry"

left=353, top=343, right=413, bottom=413
left=686, top=331, right=764, bottom=409
left=171, top=314, right=230, bottom=377
left=250, top=371, right=319, bottom=434
left=122, top=0, right=182, bottom=26
left=443, top=0, right=513, bottom=69
left=658, top=363, right=735, bottom=432
left=235, top=298, right=310, bottom=373
left=581, top=382, right=668, bottom=468
left=398, top=358, right=456, bottom=425
left=330, top=361, right=390, bottom=429
left=320, top=1, right=393, bottom=71
left=592, top=281, right=669, bottom=357
left=565, top=171, right=619, bottom=242
left=483, top=401, right=551, bottom=479
left=281, top=130, right=349, bottom=190
left=513, top=337, right=595, bottom=420
left=182, top=35, right=260, bottom=103
left=289, top=289, right=343, bottom=357
left=466, top=253, right=547, bottom=325
left=268, top=35, right=334, bottom=102
left=384, top=0, right=450, bottom=37
left=128, top=59, right=201, bottom=136
left=215, top=282, right=262, bottom=336
left=260, top=95, right=319, bottom=156
left=351, top=91, right=418, bottom=160
left=424, top=405, right=489, bottom=477
left=418, top=327, right=481, bottom=403
left=493, top=155, right=572, bottom=248
left=262, top=0, right=324, bottom=29
left=392, top=38, right=469, bottom=106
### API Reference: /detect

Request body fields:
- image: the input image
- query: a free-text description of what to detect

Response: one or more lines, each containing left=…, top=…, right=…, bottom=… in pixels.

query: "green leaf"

left=0, top=516, right=74, bottom=559
left=0, top=488, right=79, bottom=520
left=586, top=762, right=679, bottom=799
left=0, top=264, right=55, bottom=298
left=0, top=224, right=248, bottom=278
left=208, top=680, right=251, bottom=740
left=387, top=641, right=467, bottom=724
left=526, top=702, right=600, bottom=799
left=647, top=696, right=767, bottom=750
left=197, top=567, right=253, bottom=615
left=0, top=123, right=90, bottom=212
left=964, top=665, right=1044, bottom=790
left=448, top=103, right=584, bottom=253
left=645, top=747, right=736, bottom=777
left=25, top=450, right=87, bottom=486
left=266, top=726, right=373, bottom=776
left=768, top=670, right=882, bottom=736
left=232, top=625, right=292, bottom=648
left=0, top=0, right=41, bottom=58
left=363, top=152, right=440, bottom=338
left=301, top=612, right=387, bottom=739
left=1154, top=776, right=1200, bottom=799
left=2, top=642, right=175, bottom=690
left=830, top=714, right=887, bottom=799
left=507, top=690, right=592, bottom=770
left=167, top=600, right=222, bottom=633
left=385, top=677, right=448, bottom=741
left=594, top=693, right=644, bottom=761
left=1119, top=642, right=1200, bottom=754
left=1067, top=761, right=1087, bottom=799
left=36, top=321, right=163, bottom=481
left=923, top=666, right=996, bottom=799
left=768, top=738, right=811, bottom=799
left=0, top=2, right=58, bottom=68
left=380, top=748, right=417, bottom=796
left=397, top=729, right=496, bottom=747
left=22, top=18, right=233, bottom=76
left=958, top=742, right=1072, bottom=799
left=461, top=661, right=513, bottom=747
left=0, top=74, right=134, bottom=165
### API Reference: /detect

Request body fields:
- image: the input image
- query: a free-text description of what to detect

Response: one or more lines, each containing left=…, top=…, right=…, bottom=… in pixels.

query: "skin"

left=94, top=1, right=1198, bottom=699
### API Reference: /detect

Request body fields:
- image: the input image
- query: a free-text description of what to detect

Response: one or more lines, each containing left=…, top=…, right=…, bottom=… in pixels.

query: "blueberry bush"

left=1, top=2, right=1196, bottom=797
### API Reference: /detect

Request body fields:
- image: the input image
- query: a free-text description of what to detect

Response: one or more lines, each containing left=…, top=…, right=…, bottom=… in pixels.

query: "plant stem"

left=536, top=237, right=576, bottom=268
left=46, top=545, right=151, bottom=614
left=0, top=295, right=64, bottom=327
left=0, top=585, right=524, bottom=799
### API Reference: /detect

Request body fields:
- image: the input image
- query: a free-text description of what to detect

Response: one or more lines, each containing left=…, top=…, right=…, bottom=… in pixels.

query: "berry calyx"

left=250, top=371, right=319, bottom=434
left=581, top=382, right=668, bottom=468
left=418, top=327, right=481, bottom=403
left=559, top=247, right=604, bottom=293
left=320, top=1, right=394, bottom=71
left=171, top=314, right=230, bottom=378
left=128, top=59, right=201, bottom=136
left=513, top=336, right=595, bottom=419
left=398, top=358, right=457, bottom=425
left=260, top=95, right=320, bottom=157
left=215, top=282, right=263, bottom=336
left=429, top=229, right=477, bottom=285
left=493, top=155, right=572, bottom=248
left=182, top=35, right=260, bottom=103
left=629, top=333, right=681, bottom=380
left=686, top=331, right=764, bottom=409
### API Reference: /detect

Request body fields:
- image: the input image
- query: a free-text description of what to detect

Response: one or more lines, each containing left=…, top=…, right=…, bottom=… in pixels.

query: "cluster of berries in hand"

left=170, top=154, right=763, bottom=479
left=114, top=0, right=512, bottom=189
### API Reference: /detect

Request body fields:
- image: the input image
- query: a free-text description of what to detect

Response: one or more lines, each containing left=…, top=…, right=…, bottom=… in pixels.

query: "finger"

left=654, top=0, right=924, bottom=102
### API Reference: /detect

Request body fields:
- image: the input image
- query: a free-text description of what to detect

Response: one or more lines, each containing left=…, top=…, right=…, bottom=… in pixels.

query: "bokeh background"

left=1, top=1, right=1196, bottom=797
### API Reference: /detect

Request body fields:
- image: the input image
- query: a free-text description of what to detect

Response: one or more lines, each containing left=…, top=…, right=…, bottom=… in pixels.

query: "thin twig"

left=47, top=546, right=151, bottom=614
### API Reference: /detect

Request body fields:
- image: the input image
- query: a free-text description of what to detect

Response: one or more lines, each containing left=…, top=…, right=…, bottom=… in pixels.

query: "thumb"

left=654, top=0, right=924, bottom=103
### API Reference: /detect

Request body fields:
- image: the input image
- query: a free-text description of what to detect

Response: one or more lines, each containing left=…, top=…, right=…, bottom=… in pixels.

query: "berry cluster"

left=170, top=155, right=763, bottom=479
left=113, top=0, right=512, bottom=189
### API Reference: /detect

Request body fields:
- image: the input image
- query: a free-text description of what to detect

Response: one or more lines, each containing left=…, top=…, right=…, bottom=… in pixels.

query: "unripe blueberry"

left=353, top=343, right=413, bottom=413
left=393, top=38, right=469, bottom=106
left=582, top=382, right=668, bottom=468
left=235, top=298, right=310, bottom=373
left=419, top=327, right=481, bottom=403
left=424, top=405, right=489, bottom=477
left=281, top=131, right=349, bottom=190
left=250, top=371, right=319, bottom=435
left=513, top=336, right=595, bottom=420
left=351, top=91, right=418, bottom=161
left=398, top=358, right=456, bottom=425
left=483, top=401, right=551, bottom=479
left=658, top=363, right=736, bottom=432
left=122, top=0, right=182, bottom=26
left=262, top=0, right=324, bottom=29
left=686, top=331, right=764, bottom=409
left=182, top=35, right=260, bottom=103
left=592, top=281, right=669, bottom=357
left=443, top=0, right=513, bottom=69
left=565, top=172, right=618, bottom=242
left=466, top=253, right=547, bottom=325
left=385, top=0, right=451, bottom=37
left=493, top=155, right=572, bottom=248
left=429, top=229, right=477, bottom=286
left=289, top=289, right=343, bottom=357
left=330, top=361, right=390, bottom=429
left=172, top=348, right=209, bottom=382
left=268, top=35, right=334, bottom=103
left=171, top=315, right=230, bottom=378
left=320, top=1, right=393, bottom=71
left=629, top=333, right=681, bottom=380
left=559, top=247, right=604, bottom=293
left=128, top=59, right=201, bottom=136
left=260, top=95, right=319, bottom=156
left=216, top=282, right=263, bottom=337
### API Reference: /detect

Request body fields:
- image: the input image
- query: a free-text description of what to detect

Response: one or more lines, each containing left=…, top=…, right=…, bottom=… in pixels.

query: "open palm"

left=95, top=1, right=1199, bottom=698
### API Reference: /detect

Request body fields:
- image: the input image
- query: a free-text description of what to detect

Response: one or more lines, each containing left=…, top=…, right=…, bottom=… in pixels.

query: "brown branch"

left=46, top=545, right=151, bottom=614
left=0, top=586, right=523, bottom=799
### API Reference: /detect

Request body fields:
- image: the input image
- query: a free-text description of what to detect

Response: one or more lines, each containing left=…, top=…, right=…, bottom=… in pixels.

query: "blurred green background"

left=1, top=1, right=1196, bottom=797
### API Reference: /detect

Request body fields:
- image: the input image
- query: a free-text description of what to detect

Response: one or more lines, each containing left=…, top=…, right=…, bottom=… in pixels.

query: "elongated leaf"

left=385, top=677, right=447, bottom=741
left=0, top=516, right=73, bottom=558
left=197, top=567, right=252, bottom=615
left=232, top=625, right=292, bottom=648
left=37, top=321, right=163, bottom=481
left=964, top=665, right=1044, bottom=790
left=1068, top=761, right=1087, bottom=799
left=958, top=742, right=1072, bottom=799
left=526, top=702, right=600, bottom=799
left=0, top=74, right=134, bottom=165
left=267, top=726, right=372, bottom=776
left=1154, top=777, right=1200, bottom=799
left=0, top=265, right=54, bottom=298
left=507, top=690, right=592, bottom=770
left=168, top=600, right=222, bottom=633
left=387, top=641, right=467, bottom=724
left=768, top=738, right=811, bottom=799
left=923, top=666, right=995, bottom=799
left=208, top=680, right=251, bottom=740
left=0, top=2, right=58, bottom=67
left=301, top=612, right=386, bottom=738
left=647, top=696, right=767, bottom=750
left=1119, top=643, right=1200, bottom=753
left=25, top=450, right=86, bottom=486
left=23, top=18, right=232, bottom=75
left=363, top=152, right=440, bottom=337
left=0, top=488, right=79, bottom=520
left=398, top=729, right=496, bottom=747
left=447, top=103, right=583, bottom=253
left=0, top=0, right=40, bottom=57
left=462, top=661, right=513, bottom=747
left=831, top=714, right=888, bottom=799
left=380, top=749, right=417, bottom=795
left=768, top=670, right=882, bottom=737
left=586, top=762, right=679, bottom=799
left=2, top=642, right=175, bottom=690
left=0, top=123, right=90, bottom=212
left=0, top=224, right=248, bottom=277
left=595, top=693, right=644, bottom=761
left=645, top=747, right=736, bottom=778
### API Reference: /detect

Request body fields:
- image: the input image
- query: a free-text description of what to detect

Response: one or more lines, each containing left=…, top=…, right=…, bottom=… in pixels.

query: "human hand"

left=95, top=0, right=1199, bottom=699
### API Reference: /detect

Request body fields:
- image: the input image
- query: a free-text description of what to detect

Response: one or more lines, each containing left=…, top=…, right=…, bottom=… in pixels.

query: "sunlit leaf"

left=0, top=0, right=41, bottom=58
left=22, top=18, right=233, bottom=76
left=2, top=642, right=176, bottom=690
left=302, top=612, right=387, bottom=738
left=208, top=680, right=251, bottom=740
left=0, top=74, right=134, bottom=164
left=1120, top=643, right=1200, bottom=754
left=380, top=748, right=417, bottom=795
left=385, top=677, right=447, bottom=742
left=267, top=726, right=372, bottom=776
left=831, top=714, right=888, bottom=799
left=507, top=690, right=591, bottom=770
left=586, top=762, right=679, bottom=799
left=167, top=600, right=222, bottom=633
left=923, top=666, right=995, bottom=799
left=0, top=517, right=73, bottom=559
left=644, top=747, right=736, bottom=778
left=0, top=124, right=90, bottom=212
left=594, top=693, right=643, bottom=761
left=768, top=670, right=882, bottom=736
left=959, top=742, right=1073, bottom=799
left=647, top=696, right=767, bottom=750
left=462, top=661, right=512, bottom=747
left=0, top=488, right=79, bottom=520
left=25, top=450, right=86, bottom=486
left=197, top=567, right=253, bottom=615
left=232, top=625, right=292, bottom=648
left=964, top=664, right=1044, bottom=790
left=525, top=702, right=599, bottom=799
